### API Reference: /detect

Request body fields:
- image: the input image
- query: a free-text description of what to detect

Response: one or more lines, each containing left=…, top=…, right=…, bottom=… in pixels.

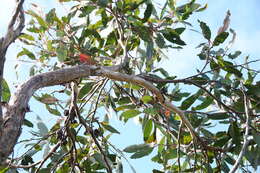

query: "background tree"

left=0, top=0, right=259, bottom=172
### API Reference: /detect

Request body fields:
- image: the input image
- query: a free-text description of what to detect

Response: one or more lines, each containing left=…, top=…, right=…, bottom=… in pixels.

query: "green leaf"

left=78, top=82, right=95, bottom=99
left=143, top=107, right=159, bottom=115
left=122, top=83, right=142, bottom=90
left=155, top=33, right=166, bottom=48
left=228, top=51, right=241, bottom=59
left=198, top=20, right=211, bottom=40
left=123, top=143, right=151, bottom=153
left=101, top=122, right=120, bottom=134
left=141, top=95, right=153, bottom=104
left=121, top=110, right=141, bottom=122
left=180, top=91, right=201, bottom=110
left=213, top=32, right=229, bottom=46
left=46, top=8, right=57, bottom=24
left=19, top=33, right=35, bottom=41
left=118, top=97, right=132, bottom=105
left=130, top=147, right=153, bottom=159
left=1, top=79, right=10, bottom=102
left=36, top=116, right=49, bottom=137
left=98, top=0, right=108, bottom=7
left=115, top=104, right=136, bottom=111
left=252, top=131, right=260, bottom=146
left=27, top=10, right=48, bottom=30
left=161, top=28, right=186, bottom=45
left=17, top=48, right=36, bottom=60
left=79, top=6, right=96, bottom=17
left=45, top=105, right=61, bottom=116
left=21, top=155, right=34, bottom=165
left=228, top=121, right=241, bottom=145
left=23, top=119, right=34, bottom=128
left=153, top=68, right=169, bottom=77
left=56, top=44, right=67, bottom=62
left=142, top=3, right=153, bottom=22
left=207, top=112, right=230, bottom=120
left=143, top=119, right=153, bottom=140
left=194, top=97, right=213, bottom=110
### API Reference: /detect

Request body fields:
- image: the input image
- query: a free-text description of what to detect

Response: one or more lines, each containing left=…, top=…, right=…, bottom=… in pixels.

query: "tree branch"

left=229, top=83, right=251, bottom=173
left=0, top=0, right=25, bottom=134
left=0, top=64, right=197, bottom=164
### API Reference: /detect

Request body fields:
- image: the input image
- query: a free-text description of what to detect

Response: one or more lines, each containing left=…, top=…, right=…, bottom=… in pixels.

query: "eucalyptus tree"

left=0, top=0, right=259, bottom=172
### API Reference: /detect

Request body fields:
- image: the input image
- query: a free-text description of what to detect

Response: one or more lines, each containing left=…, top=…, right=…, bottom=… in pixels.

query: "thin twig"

left=229, top=83, right=251, bottom=173
left=177, top=121, right=183, bottom=173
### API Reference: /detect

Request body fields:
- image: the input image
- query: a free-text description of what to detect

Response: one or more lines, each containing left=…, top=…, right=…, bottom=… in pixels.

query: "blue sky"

left=1, top=0, right=260, bottom=172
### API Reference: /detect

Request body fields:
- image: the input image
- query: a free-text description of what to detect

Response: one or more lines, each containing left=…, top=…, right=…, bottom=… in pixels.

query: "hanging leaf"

left=123, top=143, right=151, bottom=153
left=120, top=110, right=141, bottom=122
left=17, top=48, right=36, bottom=60
left=1, top=79, right=10, bottom=102
left=142, top=3, right=153, bottom=22
left=198, top=20, right=211, bottom=40
left=213, top=32, right=229, bottom=46
left=101, top=122, right=120, bottom=134
left=143, top=119, right=153, bottom=141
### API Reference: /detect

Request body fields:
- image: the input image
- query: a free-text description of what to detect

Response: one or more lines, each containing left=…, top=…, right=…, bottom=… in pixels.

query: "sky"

left=1, top=0, right=260, bottom=172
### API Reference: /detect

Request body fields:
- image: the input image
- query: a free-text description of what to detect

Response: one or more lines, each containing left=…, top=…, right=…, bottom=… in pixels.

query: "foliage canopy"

left=0, top=0, right=259, bottom=173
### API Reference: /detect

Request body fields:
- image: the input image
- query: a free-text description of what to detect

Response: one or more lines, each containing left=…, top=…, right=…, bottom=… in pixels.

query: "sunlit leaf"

left=1, top=79, right=10, bottom=102
left=213, top=32, right=229, bottom=46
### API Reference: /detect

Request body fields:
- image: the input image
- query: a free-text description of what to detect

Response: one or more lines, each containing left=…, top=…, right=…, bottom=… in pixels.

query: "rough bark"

left=0, top=0, right=25, bottom=135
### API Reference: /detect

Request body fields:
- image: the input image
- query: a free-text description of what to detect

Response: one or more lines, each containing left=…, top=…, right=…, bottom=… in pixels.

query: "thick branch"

left=0, top=0, right=25, bottom=132
left=0, top=65, right=197, bottom=164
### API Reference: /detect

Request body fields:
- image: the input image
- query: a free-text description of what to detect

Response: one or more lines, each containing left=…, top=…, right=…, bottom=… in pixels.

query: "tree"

left=0, top=0, right=259, bottom=172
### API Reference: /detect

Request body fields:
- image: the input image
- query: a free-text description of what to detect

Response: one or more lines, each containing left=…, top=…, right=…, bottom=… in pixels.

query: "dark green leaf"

left=79, top=6, right=96, bottom=17
left=118, top=97, right=132, bottom=105
left=101, top=122, right=120, bottom=134
left=123, top=143, right=150, bottom=153
left=180, top=90, right=202, bottom=110
left=21, top=155, right=34, bottom=165
left=194, top=97, right=213, bottom=110
left=23, top=119, right=34, bottom=128
left=207, top=112, right=230, bottom=120
left=198, top=20, right=211, bottom=40
left=161, top=29, right=186, bottom=45
left=213, top=32, right=229, bottom=46
left=142, top=3, right=153, bottom=22
left=155, top=33, right=166, bottom=48
left=98, top=0, right=108, bottom=7
left=228, top=121, right=241, bottom=145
